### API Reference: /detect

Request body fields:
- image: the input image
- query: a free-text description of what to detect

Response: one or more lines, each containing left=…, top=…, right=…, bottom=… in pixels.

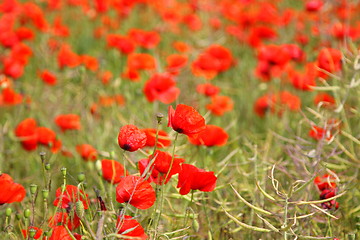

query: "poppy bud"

left=6, top=208, right=12, bottom=217
left=75, top=201, right=85, bottom=218
left=45, top=163, right=51, bottom=170
left=156, top=113, right=164, bottom=124
left=24, top=209, right=31, bottom=218
left=29, top=228, right=37, bottom=238
left=30, top=184, right=37, bottom=195
left=42, top=189, right=49, bottom=199
left=39, top=152, right=46, bottom=163
left=61, top=167, right=67, bottom=177
left=78, top=173, right=85, bottom=183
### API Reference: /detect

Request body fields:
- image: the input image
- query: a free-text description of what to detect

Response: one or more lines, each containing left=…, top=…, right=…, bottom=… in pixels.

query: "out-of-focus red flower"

left=48, top=212, right=80, bottom=230
left=173, top=41, right=190, bottom=53
left=142, top=128, right=171, bottom=148
left=309, top=125, right=332, bottom=141
left=57, top=44, right=81, bottom=69
left=192, top=45, right=234, bottom=79
left=138, top=150, right=184, bottom=185
left=15, top=27, right=34, bottom=41
left=253, top=94, right=276, bottom=117
left=21, top=2, right=48, bottom=31
left=0, top=173, right=26, bottom=205
left=101, top=159, right=128, bottom=184
left=36, top=127, right=56, bottom=146
left=317, top=48, right=342, bottom=79
left=49, top=225, right=80, bottom=240
left=279, top=91, right=301, bottom=112
left=116, top=215, right=147, bottom=240
left=314, top=174, right=337, bottom=191
left=289, top=63, right=316, bottom=91
left=177, top=164, right=217, bottom=195
left=116, top=175, right=156, bottom=209
left=55, top=114, right=81, bottom=132
left=183, top=13, right=202, bottom=31
left=166, top=54, right=188, bottom=75
left=168, top=104, right=206, bottom=135
left=127, top=53, right=156, bottom=71
left=314, top=93, right=335, bottom=107
left=143, top=73, right=180, bottom=104
left=255, top=44, right=291, bottom=81
left=81, top=55, right=99, bottom=72
left=76, top=144, right=98, bottom=161
left=53, top=185, right=89, bottom=210
left=196, top=83, right=220, bottom=97
left=99, top=70, right=112, bottom=85
left=305, top=0, right=323, bottom=12
left=118, top=125, right=147, bottom=152
left=188, top=125, right=228, bottom=147
left=1, top=87, right=23, bottom=105
left=320, top=188, right=339, bottom=210
left=22, top=226, right=42, bottom=239
left=206, top=95, right=234, bottom=116
left=15, top=118, right=38, bottom=151
left=107, top=34, right=135, bottom=55
left=39, top=70, right=57, bottom=85
left=128, top=28, right=160, bottom=49
left=51, top=16, right=70, bottom=37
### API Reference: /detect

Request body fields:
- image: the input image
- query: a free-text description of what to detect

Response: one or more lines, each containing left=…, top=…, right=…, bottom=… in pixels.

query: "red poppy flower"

left=314, top=93, right=335, bottom=107
left=57, top=44, right=81, bottom=69
left=166, top=54, right=188, bottom=75
left=76, top=144, right=98, bottom=161
left=279, top=91, right=301, bottom=112
left=138, top=150, right=184, bottom=185
left=99, top=70, right=112, bottom=85
left=206, top=95, right=234, bottom=116
left=127, top=53, right=156, bottom=71
left=49, top=226, right=81, bottom=240
left=305, top=0, right=323, bottom=12
left=36, top=127, right=56, bottom=146
left=317, top=48, right=342, bottom=79
left=80, top=55, right=99, bottom=72
left=118, top=125, right=147, bottom=152
left=116, top=215, right=147, bottom=240
left=143, top=73, right=180, bottom=104
left=196, top=83, right=220, bottom=97
left=107, top=34, right=135, bottom=54
left=22, top=226, right=43, bottom=239
left=188, top=125, right=228, bottom=147
left=0, top=173, right=26, bottom=204
left=39, top=70, right=57, bottom=85
left=320, top=188, right=339, bottom=210
left=116, top=175, right=156, bottom=209
left=128, top=28, right=160, bottom=49
left=168, top=104, right=206, bottom=135
left=53, top=185, right=89, bottom=210
left=142, top=128, right=171, bottom=148
left=253, top=94, right=277, bottom=117
left=55, top=114, right=81, bottom=132
left=177, top=164, right=217, bottom=195
left=314, top=174, right=337, bottom=191
left=289, top=63, right=316, bottom=91
left=1, top=88, right=23, bottom=105
left=48, top=212, right=80, bottom=230
left=101, top=159, right=128, bottom=184
left=173, top=41, right=190, bottom=53
left=14, top=118, right=38, bottom=151
left=309, top=125, right=332, bottom=141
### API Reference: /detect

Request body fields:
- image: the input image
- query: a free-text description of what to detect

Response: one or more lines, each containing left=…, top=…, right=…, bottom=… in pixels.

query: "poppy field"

left=1, top=0, right=360, bottom=239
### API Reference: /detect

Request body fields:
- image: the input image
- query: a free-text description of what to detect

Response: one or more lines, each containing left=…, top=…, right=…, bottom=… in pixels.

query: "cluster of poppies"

left=14, top=114, right=81, bottom=153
